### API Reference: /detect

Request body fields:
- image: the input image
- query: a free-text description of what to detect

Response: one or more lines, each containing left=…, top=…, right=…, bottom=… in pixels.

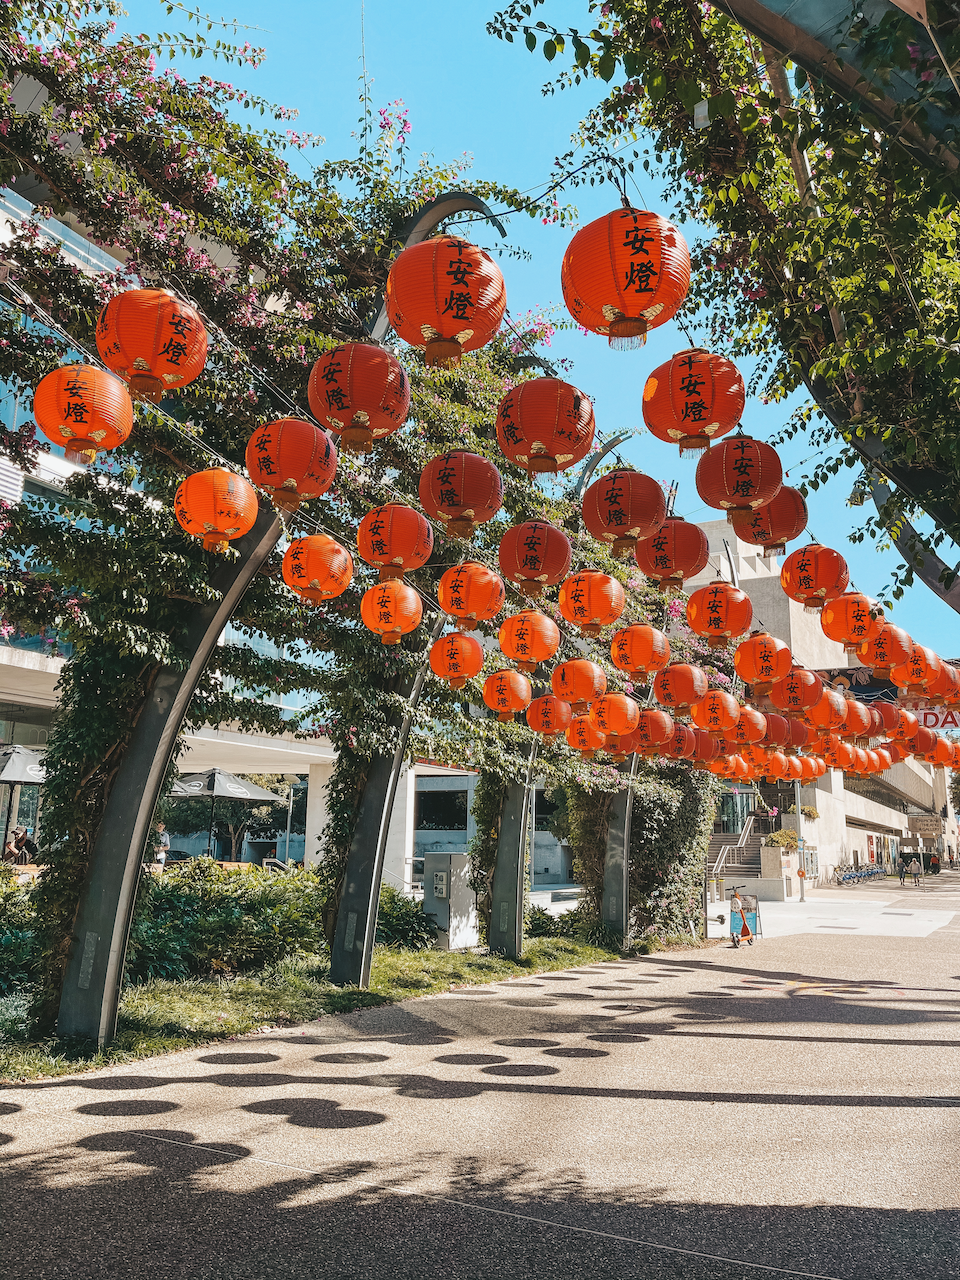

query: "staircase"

left=708, top=816, right=763, bottom=881
left=708, top=831, right=763, bottom=879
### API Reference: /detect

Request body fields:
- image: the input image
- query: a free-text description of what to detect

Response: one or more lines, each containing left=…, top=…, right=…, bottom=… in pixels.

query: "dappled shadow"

left=1, top=1127, right=956, bottom=1279
left=243, top=1098, right=387, bottom=1129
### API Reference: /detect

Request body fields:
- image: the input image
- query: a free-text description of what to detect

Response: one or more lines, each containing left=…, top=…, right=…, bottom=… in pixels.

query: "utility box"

left=421, top=853, right=478, bottom=950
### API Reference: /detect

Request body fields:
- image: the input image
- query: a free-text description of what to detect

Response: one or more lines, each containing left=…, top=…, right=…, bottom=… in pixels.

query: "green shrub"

left=375, top=884, right=438, bottom=951
left=525, top=904, right=558, bottom=937
left=0, top=879, right=37, bottom=996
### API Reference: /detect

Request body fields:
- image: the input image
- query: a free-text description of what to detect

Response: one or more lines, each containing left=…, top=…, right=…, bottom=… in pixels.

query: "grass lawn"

left=0, top=937, right=622, bottom=1084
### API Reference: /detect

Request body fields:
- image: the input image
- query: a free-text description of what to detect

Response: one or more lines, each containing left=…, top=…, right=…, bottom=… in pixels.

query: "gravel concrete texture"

left=2, top=925, right=959, bottom=1280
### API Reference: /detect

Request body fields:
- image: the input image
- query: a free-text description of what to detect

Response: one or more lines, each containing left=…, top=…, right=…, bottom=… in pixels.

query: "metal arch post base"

left=57, top=507, right=282, bottom=1044
left=488, top=743, right=538, bottom=960
left=602, top=755, right=639, bottom=944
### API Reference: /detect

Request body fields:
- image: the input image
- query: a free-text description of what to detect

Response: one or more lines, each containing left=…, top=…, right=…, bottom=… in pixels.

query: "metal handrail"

left=711, top=815, right=755, bottom=879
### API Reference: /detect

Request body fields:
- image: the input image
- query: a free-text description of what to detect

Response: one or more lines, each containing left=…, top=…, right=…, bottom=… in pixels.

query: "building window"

left=534, top=790, right=558, bottom=832
left=415, top=789, right=468, bottom=831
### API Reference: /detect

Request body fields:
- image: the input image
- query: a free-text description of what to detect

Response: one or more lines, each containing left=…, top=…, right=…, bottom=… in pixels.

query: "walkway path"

left=2, top=923, right=959, bottom=1278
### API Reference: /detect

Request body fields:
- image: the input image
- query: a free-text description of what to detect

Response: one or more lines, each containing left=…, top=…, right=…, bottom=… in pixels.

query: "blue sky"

left=124, top=0, right=960, bottom=653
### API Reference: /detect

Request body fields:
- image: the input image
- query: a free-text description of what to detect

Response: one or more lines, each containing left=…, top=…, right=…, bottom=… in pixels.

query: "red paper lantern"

left=96, top=288, right=207, bottom=402
left=552, top=659, right=607, bottom=714
left=874, top=747, right=894, bottom=773
left=690, top=728, right=721, bottom=765
left=736, top=486, right=808, bottom=556
left=360, top=579, right=423, bottom=645
left=690, top=690, right=741, bottom=738
left=890, top=645, right=943, bottom=698
left=807, top=689, right=848, bottom=734
left=628, top=709, right=676, bottom=755
left=733, top=631, right=792, bottom=695
left=927, top=661, right=960, bottom=706
left=558, top=571, right=626, bottom=637
left=911, top=726, right=938, bottom=759
left=581, top=469, right=666, bottom=556
left=498, top=610, right=561, bottom=674
left=245, top=419, right=337, bottom=512
left=641, top=347, right=744, bottom=453
left=780, top=544, right=850, bottom=611
left=610, top=624, right=671, bottom=680
left=653, top=663, right=709, bottom=716
left=561, top=207, right=690, bottom=348
left=819, top=593, right=884, bottom=655
left=495, top=377, right=595, bottom=474
left=823, top=738, right=855, bottom=770
left=732, top=706, right=767, bottom=746
left=429, top=633, right=484, bottom=690
left=634, top=516, right=710, bottom=590
left=174, top=468, right=258, bottom=552
left=33, top=364, right=133, bottom=464
left=874, top=702, right=908, bottom=739
left=282, top=535, right=353, bottom=603
left=437, top=562, right=506, bottom=630
left=566, top=716, right=607, bottom=759
left=527, top=695, right=573, bottom=737
left=856, top=623, right=912, bottom=677
left=498, top=521, right=572, bottom=597
left=841, top=700, right=873, bottom=742
left=418, top=451, right=503, bottom=538
left=385, top=235, right=506, bottom=367
left=685, top=580, right=754, bottom=649
left=307, top=343, right=410, bottom=452
left=588, top=693, right=641, bottom=748
left=483, top=669, right=532, bottom=723
left=760, top=750, right=789, bottom=779
left=663, top=723, right=697, bottom=760
left=761, top=713, right=791, bottom=749
left=694, top=436, right=783, bottom=527
left=357, top=504, right=434, bottom=581
left=769, top=668, right=823, bottom=719
left=783, top=718, right=811, bottom=754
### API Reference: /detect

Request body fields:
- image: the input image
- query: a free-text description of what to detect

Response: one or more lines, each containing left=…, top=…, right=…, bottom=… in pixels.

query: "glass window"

left=415, top=789, right=468, bottom=831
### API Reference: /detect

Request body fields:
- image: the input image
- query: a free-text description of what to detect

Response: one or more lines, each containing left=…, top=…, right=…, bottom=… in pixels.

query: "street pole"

left=284, top=784, right=294, bottom=863
left=794, top=779, right=806, bottom=902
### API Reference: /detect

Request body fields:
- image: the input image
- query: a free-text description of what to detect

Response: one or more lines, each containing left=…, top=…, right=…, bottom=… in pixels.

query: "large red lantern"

left=840, top=700, right=872, bottom=741
left=307, top=343, right=410, bottom=451
left=690, top=690, right=741, bottom=738
left=282, top=535, right=353, bottom=603
left=694, top=436, right=782, bottom=527
left=819, top=593, right=884, bottom=655
left=760, top=713, right=791, bottom=749
left=558, top=571, right=626, bottom=637
left=663, top=723, right=697, bottom=760
left=736, top=486, right=808, bottom=557
left=96, top=288, right=207, bottom=402
left=588, top=693, right=641, bottom=749
left=690, top=728, right=721, bottom=765
left=174, top=468, right=258, bottom=552
left=769, top=668, right=823, bottom=719
left=437, top=562, right=505, bottom=629
left=628, top=709, right=676, bottom=755
left=33, top=364, right=133, bottom=465
left=429, top=633, right=484, bottom=690
left=495, top=377, right=595, bottom=474
left=610, top=624, right=670, bottom=680
left=732, top=706, right=767, bottom=746
left=685, top=580, right=754, bottom=649
left=874, top=702, right=909, bottom=739
left=783, top=718, right=810, bottom=754
left=245, top=419, right=337, bottom=512
left=581, top=469, right=666, bottom=556
left=552, top=659, right=607, bottom=714
left=856, top=623, right=912, bottom=677
left=780, top=544, right=849, bottom=611
left=733, top=631, right=792, bottom=695
left=360, top=579, right=423, bottom=645
left=498, top=611, right=560, bottom=674
left=483, top=669, right=532, bottom=722
left=566, top=716, right=607, bottom=759
left=891, top=645, right=943, bottom=698
left=527, top=695, right=573, bottom=737
left=498, top=521, right=572, bottom=597
left=385, top=235, right=506, bottom=367
left=653, top=663, right=709, bottom=716
left=807, top=689, right=848, bottom=734
left=561, top=207, right=690, bottom=348
left=641, top=348, right=744, bottom=452
left=823, top=738, right=855, bottom=771
left=357, top=505, right=433, bottom=580
left=418, top=451, right=503, bottom=538
left=634, top=516, right=709, bottom=589
left=927, top=661, right=960, bottom=706
left=911, top=726, right=938, bottom=759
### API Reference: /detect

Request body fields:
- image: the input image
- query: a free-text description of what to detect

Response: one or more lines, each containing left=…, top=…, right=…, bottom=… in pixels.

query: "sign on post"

left=908, top=815, right=944, bottom=836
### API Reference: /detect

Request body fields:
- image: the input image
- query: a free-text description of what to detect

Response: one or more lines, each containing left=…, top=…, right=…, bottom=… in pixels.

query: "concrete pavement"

left=2, top=923, right=959, bottom=1278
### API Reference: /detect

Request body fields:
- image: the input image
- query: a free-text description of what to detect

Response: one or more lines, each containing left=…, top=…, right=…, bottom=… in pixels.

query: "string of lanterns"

left=26, top=213, right=960, bottom=785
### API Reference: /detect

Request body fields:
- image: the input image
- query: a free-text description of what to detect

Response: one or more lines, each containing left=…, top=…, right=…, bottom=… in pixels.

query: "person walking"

left=897, top=856, right=907, bottom=887
left=931, top=852, right=940, bottom=875
left=908, top=856, right=922, bottom=886
left=155, top=821, right=170, bottom=873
